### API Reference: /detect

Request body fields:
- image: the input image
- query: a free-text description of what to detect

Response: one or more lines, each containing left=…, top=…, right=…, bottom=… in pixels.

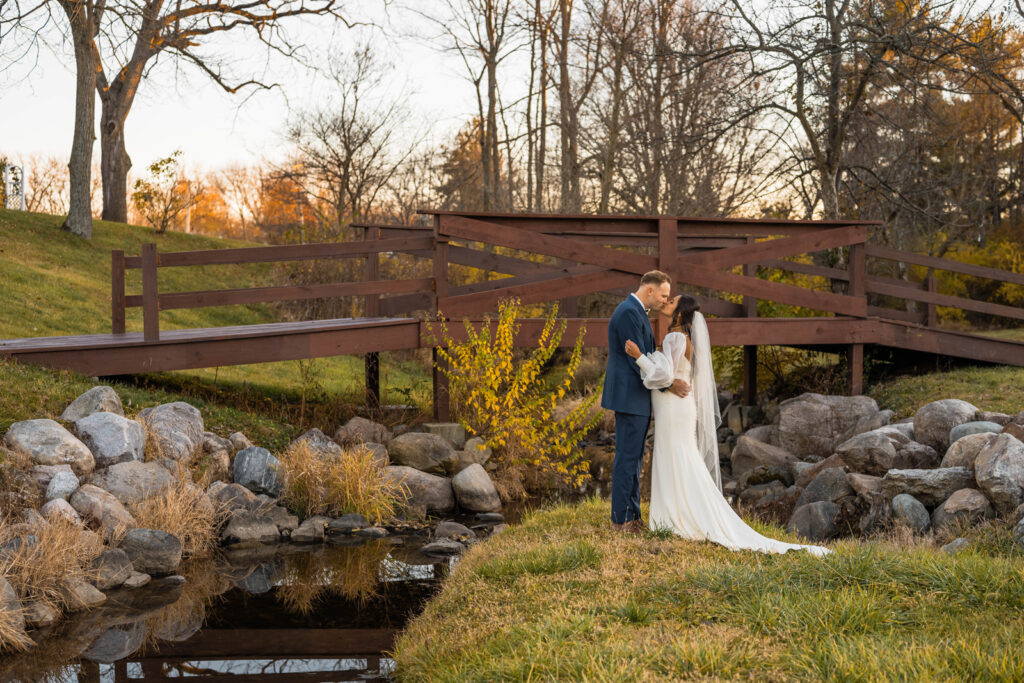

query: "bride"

left=625, top=295, right=830, bottom=556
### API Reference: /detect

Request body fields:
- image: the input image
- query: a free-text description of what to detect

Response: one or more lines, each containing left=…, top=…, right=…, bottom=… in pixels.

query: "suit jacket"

left=602, top=295, right=656, bottom=416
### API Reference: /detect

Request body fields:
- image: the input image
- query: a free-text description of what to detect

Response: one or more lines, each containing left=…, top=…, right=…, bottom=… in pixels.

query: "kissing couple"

left=602, top=270, right=829, bottom=556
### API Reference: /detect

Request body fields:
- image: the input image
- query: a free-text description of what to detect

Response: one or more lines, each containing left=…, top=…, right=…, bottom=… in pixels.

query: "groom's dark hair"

left=640, top=270, right=671, bottom=287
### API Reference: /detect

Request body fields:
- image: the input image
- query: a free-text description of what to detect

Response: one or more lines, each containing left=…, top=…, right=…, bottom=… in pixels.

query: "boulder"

left=777, top=393, right=880, bottom=458
left=836, top=427, right=938, bottom=476
left=83, top=623, right=146, bottom=663
left=880, top=467, right=975, bottom=507
left=228, top=432, right=253, bottom=451
left=70, top=484, right=136, bottom=538
left=973, top=433, right=1024, bottom=514
left=387, top=433, right=457, bottom=475
left=796, top=468, right=853, bottom=508
left=24, top=602, right=58, bottom=629
left=90, top=548, right=133, bottom=591
left=361, top=442, right=389, bottom=467
left=123, top=572, right=151, bottom=589
left=738, top=480, right=786, bottom=507
left=434, top=520, right=476, bottom=539
left=356, top=526, right=387, bottom=538
left=138, top=402, right=204, bottom=461
left=743, top=424, right=777, bottom=445
left=794, top=454, right=847, bottom=488
left=976, top=410, right=1012, bottom=426
left=748, top=483, right=802, bottom=525
left=206, top=451, right=231, bottom=482
left=202, top=431, right=234, bottom=455
left=463, top=437, right=493, bottom=464
left=263, top=505, right=299, bottom=534
left=931, top=488, right=994, bottom=529
left=30, top=463, right=74, bottom=487
left=118, top=528, right=182, bottom=575
left=291, top=515, right=330, bottom=543
left=91, top=460, right=176, bottom=506
left=940, top=432, right=997, bottom=471
left=846, top=473, right=884, bottom=497
left=834, top=409, right=895, bottom=445
left=220, top=510, right=280, bottom=545
left=419, top=539, right=466, bottom=555
left=290, top=428, right=342, bottom=458
left=334, top=416, right=392, bottom=446
left=42, top=498, right=82, bottom=523
left=232, top=447, right=284, bottom=497
left=858, top=491, right=893, bottom=533
left=61, top=577, right=106, bottom=609
left=210, top=482, right=262, bottom=511
left=950, top=421, right=1004, bottom=445
left=913, top=399, right=978, bottom=454
left=73, top=412, right=145, bottom=467
left=1003, top=422, right=1024, bottom=443
left=941, top=538, right=971, bottom=554
left=452, top=463, right=501, bottom=512
left=0, top=576, right=25, bottom=638
left=5, top=418, right=95, bottom=476
left=738, top=464, right=794, bottom=490
left=60, top=386, right=124, bottom=422
left=424, top=423, right=467, bottom=449
left=328, top=513, right=371, bottom=534
left=45, top=469, right=79, bottom=501
left=384, top=466, right=454, bottom=512
left=729, top=435, right=798, bottom=480
left=892, top=494, right=930, bottom=533
left=786, top=501, right=840, bottom=542
left=888, top=422, right=916, bottom=440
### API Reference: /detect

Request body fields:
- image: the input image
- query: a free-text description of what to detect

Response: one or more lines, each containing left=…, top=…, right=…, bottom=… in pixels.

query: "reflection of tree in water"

left=276, top=541, right=392, bottom=614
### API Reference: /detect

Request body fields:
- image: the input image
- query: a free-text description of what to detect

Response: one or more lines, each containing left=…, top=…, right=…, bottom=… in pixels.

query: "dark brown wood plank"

left=683, top=225, right=867, bottom=269
left=868, top=279, right=1024, bottom=322
left=440, top=215, right=657, bottom=275
left=448, top=245, right=555, bottom=275
left=439, top=270, right=637, bottom=318
left=865, top=244, right=1024, bottom=286
left=877, top=321, right=1024, bottom=366
left=705, top=318, right=881, bottom=346
left=111, top=249, right=126, bottom=335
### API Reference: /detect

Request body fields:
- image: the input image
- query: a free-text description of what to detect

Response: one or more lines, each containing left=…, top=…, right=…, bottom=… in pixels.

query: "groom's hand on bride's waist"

left=670, top=379, right=691, bottom=398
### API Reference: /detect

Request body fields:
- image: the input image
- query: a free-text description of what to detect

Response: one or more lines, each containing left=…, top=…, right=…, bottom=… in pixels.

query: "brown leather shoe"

left=611, top=522, right=628, bottom=532
left=627, top=518, right=647, bottom=534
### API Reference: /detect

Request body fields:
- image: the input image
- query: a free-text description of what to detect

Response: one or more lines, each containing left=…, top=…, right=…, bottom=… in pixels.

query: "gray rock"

left=434, top=520, right=476, bottom=539
left=153, top=609, right=203, bottom=642
left=476, top=512, right=505, bottom=523
left=387, top=432, right=457, bottom=474
left=83, top=622, right=146, bottom=663
left=931, top=489, right=994, bottom=529
left=859, top=492, right=893, bottom=533
left=355, top=526, right=388, bottom=538
left=138, top=402, right=204, bottom=461
left=738, top=480, right=786, bottom=507
left=220, top=510, right=281, bottom=545
left=796, top=468, right=853, bottom=508
left=91, top=460, right=175, bottom=506
left=45, top=469, right=79, bottom=501
left=5, top=418, right=95, bottom=476
left=263, top=505, right=299, bottom=534
left=30, top=463, right=74, bottom=487
left=228, top=432, right=253, bottom=451
left=794, top=454, right=847, bottom=489
left=880, top=467, right=975, bottom=507
left=743, top=424, right=777, bottom=445
left=976, top=411, right=1013, bottom=426
left=941, top=537, right=971, bottom=554
left=123, top=571, right=151, bottom=589
left=835, top=409, right=895, bottom=445
left=1015, top=518, right=1024, bottom=548
left=385, top=466, right=455, bottom=513
left=420, top=539, right=466, bottom=555
left=777, top=393, right=880, bottom=458
left=70, top=484, right=136, bottom=538
left=73, top=412, right=145, bottom=467
left=232, top=447, right=284, bottom=497
left=836, top=427, right=938, bottom=476
left=888, top=422, right=916, bottom=440
left=974, top=433, right=1024, bottom=514
left=42, top=498, right=82, bottom=523
left=463, top=437, right=493, bottom=464
left=236, top=561, right=281, bottom=594
left=334, top=416, right=393, bottom=446
left=327, top=513, right=370, bottom=534
left=424, top=422, right=467, bottom=449
left=950, top=421, right=1004, bottom=445
left=730, top=435, right=798, bottom=480
left=290, top=428, right=342, bottom=458
left=786, top=501, right=840, bottom=542
left=61, top=386, right=124, bottom=422
left=0, top=576, right=25, bottom=638
left=846, top=473, right=884, bottom=497
left=941, top=432, right=997, bottom=471
left=61, top=577, right=106, bottom=609
left=892, top=494, right=930, bottom=533
left=211, top=482, right=262, bottom=511
left=291, top=516, right=330, bottom=543
left=913, top=399, right=978, bottom=454
left=206, top=450, right=231, bottom=482
left=202, top=431, right=234, bottom=454
left=90, top=548, right=133, bottom=591
left=118, top=528, right=182, bottom=575
left=24, top=601, right=58, bottom=629
left=452, top=463, right=501, bottom=512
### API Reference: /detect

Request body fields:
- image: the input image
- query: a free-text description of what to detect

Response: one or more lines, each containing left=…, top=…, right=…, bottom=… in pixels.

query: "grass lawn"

left=393, top=497, right=1024, bottom=681
left=868, top=364, right=1024, bottom=418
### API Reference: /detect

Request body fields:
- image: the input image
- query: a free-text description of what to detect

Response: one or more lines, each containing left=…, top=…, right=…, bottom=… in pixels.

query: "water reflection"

left=0, top=537, right=450, bottom=683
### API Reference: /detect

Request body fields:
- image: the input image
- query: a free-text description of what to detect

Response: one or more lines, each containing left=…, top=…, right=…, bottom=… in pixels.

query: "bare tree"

left=23, top=154, right=70, bottom=214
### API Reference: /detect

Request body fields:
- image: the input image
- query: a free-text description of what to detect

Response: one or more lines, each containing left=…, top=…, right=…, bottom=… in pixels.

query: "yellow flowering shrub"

left=428, top=299, right=601, bottom=490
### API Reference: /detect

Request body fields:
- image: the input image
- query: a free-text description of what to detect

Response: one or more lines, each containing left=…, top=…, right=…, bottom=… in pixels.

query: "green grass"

left=392, top=497, right=1024, bottom=682
left=868, top=364, right=1024, bottom=418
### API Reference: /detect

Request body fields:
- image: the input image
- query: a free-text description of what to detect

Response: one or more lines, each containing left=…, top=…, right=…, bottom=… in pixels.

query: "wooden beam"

left=141, top=242, right=159, bottom=342
left=111, top=249, right=126, bottom=335
left=433, top=220, right=450, bottom=422
left=682, top=225, right=867, bottom=269
left=868, top=279, right=1024, bottom=322
left=846, top=343, right=864, bottom=395
left=365, top=227, right=381, bottom=409
left=865, top=244, right=1024, bottom=286
left=439, top=269, right=636, bottom=318
left=743, top=236, right=758, bottom=405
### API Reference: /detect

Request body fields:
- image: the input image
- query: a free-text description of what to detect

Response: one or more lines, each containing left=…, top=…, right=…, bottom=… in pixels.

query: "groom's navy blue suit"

left=602, top=295, right=656, bottom=525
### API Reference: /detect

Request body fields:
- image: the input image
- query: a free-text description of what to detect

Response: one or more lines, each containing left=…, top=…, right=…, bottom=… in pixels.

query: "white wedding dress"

left=638, top=327, right=830, bottom=556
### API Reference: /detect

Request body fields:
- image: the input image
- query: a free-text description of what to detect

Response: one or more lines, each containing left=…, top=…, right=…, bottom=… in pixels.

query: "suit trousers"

left=610, top=411, right=651, bottom=524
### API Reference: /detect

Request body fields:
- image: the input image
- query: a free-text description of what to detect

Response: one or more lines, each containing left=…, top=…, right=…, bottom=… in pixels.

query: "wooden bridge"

left=2, top=210, right=1022, bottom=418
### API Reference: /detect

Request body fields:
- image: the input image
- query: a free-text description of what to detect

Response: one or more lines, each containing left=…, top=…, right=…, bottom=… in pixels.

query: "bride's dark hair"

left=670, top=294, right=700, bottom=335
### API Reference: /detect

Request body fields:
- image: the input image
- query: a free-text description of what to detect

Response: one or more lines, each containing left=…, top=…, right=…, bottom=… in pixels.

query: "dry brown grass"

left=127, top=476, right=228, bottom=557
left=0, top=516, right=102, bottom=623
left=276, top=542, right=392, bottom=613
left=0, top=601, right=32, bottom=652
left=279, top=441, right=405, bottom=522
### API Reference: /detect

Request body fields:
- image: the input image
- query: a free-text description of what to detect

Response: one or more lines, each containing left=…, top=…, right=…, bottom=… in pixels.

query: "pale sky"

left=0, top=4, right=486, bottom=174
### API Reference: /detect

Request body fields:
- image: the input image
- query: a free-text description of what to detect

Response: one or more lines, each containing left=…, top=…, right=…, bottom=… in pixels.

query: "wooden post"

left=364, top=227, right=381, bottom=409
left=742, top=236, right=758, bottom=405
left=111, top=249, right=126, bottom=334
left=141, top=242, right=159, bottom=341
left=926, top=271, right=938, bottom=327
left=657, top=217, right=677, bottom=342
left=432, top=216, right=451, bottom=422
left=847, top=240, right=866, bottom=395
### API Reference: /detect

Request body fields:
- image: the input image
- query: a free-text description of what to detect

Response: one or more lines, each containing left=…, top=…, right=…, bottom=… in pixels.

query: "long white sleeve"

left=635, top=352, right=674, bottom=389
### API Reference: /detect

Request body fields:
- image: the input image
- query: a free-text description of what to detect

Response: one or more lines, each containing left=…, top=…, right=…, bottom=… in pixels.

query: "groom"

left=602, top=270, right=690, bottom=532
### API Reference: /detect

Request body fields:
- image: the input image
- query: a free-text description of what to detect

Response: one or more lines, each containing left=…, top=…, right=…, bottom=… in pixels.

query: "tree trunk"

left=99, top=104, right=132, bottom=223
left=557, top=0, right=578, bottom=213
left=60, top=1, right=99, bottom=239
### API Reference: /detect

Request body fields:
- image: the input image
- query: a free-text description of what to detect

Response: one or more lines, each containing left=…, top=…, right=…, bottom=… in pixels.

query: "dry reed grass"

left=279, top=441, right=405, bottom=522
left=0, top=601, right=32, bottom=652
left=276, top=541, right=392, bottom=613
left=127, top=476, right=228, bottom=557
